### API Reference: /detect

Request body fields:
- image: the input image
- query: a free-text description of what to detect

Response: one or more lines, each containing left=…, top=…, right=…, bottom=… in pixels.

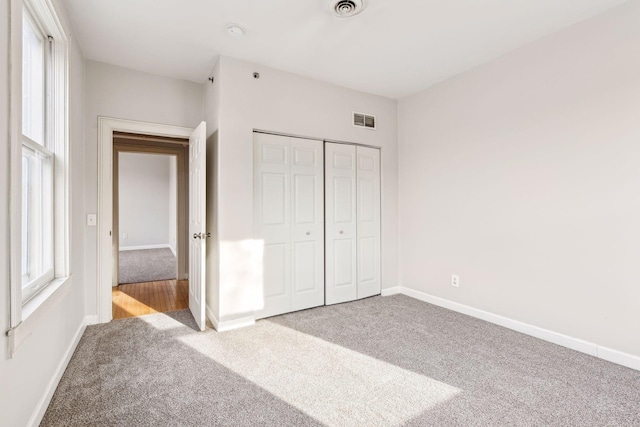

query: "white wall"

left=168, top=155, right=177, bottom=255
left=204, top=59, right=221, bottom=322
left=119, top=152, right=174, bottom=249
left=213, top=56, right=399, bottom=323
left=84, top=60, right=204, bottom=317
left=0, top=1, right=87, bottom=425
left=398, top=0, right=640, bottom=358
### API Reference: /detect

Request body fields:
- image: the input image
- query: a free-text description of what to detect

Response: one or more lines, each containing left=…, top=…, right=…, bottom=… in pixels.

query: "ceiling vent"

left=353, top=112, right=376, bottom=130
left=330, top=0, right=365, bottom=18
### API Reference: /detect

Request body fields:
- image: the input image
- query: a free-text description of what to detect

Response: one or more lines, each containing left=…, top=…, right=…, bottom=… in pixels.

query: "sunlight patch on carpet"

left=178, top=321, right=461, bottom=426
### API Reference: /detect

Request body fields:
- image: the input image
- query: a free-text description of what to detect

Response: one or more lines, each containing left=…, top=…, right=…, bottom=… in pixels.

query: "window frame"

left=9, top=0, right=70, bottom=348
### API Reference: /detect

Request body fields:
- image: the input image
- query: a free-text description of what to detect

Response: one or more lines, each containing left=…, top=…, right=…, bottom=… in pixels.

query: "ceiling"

left=62, top=0, right=628, bottom=99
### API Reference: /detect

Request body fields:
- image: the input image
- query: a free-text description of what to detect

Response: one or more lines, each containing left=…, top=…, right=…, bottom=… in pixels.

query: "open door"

left=189, top=121, right=207, bottom=331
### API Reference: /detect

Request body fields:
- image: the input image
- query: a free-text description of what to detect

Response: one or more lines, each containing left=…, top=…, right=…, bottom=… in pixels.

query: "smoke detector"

left=330, top=0, right=365, bottom=18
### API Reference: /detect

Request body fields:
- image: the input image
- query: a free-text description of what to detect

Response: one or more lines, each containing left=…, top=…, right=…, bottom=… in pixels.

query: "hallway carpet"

left=42, top=295, right=640, bottom=426
left=118, top=248, right=176, bottom=284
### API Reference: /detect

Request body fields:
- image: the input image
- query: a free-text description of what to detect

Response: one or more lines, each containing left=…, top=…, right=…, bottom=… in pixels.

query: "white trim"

left=218, top=316, right=255, bottom=332
left=9, top=0, right=24, bottom=330
left=396, top=286, right=640, bottom=371
left=84, top=315, right=99, bottom=326
left=118, top=244, right=173, bottom=251
left=27, top=314, right=88, bottom=427
left=381, top=286, right=401, bottom=296
left=97, top=117, right=194, bottom=324
left=207, top=306, right=255, bottom=332
left=206, top=305, right=219, bottom=330
left=598, top=347, right=640, bottom=371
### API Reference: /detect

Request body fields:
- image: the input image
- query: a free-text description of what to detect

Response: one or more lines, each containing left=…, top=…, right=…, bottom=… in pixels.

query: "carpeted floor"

left=119, top=248, right=176, bottom=284
left=42, top=295, right=640, bottom=426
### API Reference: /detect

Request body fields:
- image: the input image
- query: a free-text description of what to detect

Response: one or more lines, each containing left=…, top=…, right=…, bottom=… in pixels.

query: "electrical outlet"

left=451, top=274, right=460, bottom=288
left=123, top=233, right=128, bottom=239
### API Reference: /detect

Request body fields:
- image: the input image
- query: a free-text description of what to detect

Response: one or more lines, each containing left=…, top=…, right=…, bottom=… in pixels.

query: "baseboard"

left=381, top=286, right=402, bottom=296
left=28, top=315, right=88, bottom=427
left=169, top=244, right=177, bottom=257
left=85, top=315, right=99, bottom=326
left=398, top=287, right=640, bottom=372
left=119, top=244, right=172, bottom=251
left=209, top=312, right=255, bottom=333
left=218, top=316, right=255, bottom=332
left=206, top=305, right=219, bottom=330
left=598, top=346, right=640, bottom=371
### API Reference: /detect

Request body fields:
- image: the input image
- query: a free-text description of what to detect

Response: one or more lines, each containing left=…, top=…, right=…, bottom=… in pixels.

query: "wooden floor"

left=112, top=280, right=189, bottom=319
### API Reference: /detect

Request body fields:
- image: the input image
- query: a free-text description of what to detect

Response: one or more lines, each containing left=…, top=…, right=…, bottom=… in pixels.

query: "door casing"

left=97, top=117, right=195, bottom=324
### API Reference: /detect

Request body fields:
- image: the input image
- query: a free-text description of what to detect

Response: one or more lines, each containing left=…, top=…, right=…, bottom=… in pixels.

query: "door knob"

left=206, top=232, right=211, bottom=238
left=193, top=232, right=202, bottom=239
left=339, top=230, right=344, bottom=235
left=306, top=231, right=311, bottom=236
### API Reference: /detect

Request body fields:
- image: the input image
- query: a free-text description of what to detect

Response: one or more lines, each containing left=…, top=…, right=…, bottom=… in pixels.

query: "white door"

left=325, top=143, right=357, bottom=305
left=254, top=133, right=324, bottom=318
left=254, top=133, right=291, bottom=318
left=356, top=146, right=381, bottom=298
left=291, top=139, right=324, bottom=311
left=189, top=121, right=207, bottom=331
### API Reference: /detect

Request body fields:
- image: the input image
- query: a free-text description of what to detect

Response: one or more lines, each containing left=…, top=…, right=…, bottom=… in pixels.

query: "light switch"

left=87, top=214, right=97, bottom=226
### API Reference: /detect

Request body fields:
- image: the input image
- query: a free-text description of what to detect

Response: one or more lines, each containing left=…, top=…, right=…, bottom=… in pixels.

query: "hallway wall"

left=83, top=60, right=204, bottom=317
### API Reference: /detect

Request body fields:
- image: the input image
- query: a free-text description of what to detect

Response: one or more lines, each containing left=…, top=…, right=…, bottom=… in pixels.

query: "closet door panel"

left=291, top=139, right=324, bottom=311
left=254, top=133, right=291, bottom=318
left=357, top=146, right=381, bottom=299
left=325, top=143, right=357, bottom=305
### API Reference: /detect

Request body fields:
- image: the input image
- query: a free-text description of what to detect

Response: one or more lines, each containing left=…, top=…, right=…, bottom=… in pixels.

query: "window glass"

left=21, top=143, right=54, bottom=300
left=22, top=11, right=45, bottom=145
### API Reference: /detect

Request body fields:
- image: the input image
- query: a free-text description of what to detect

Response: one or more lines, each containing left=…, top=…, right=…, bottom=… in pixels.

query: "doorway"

left=97, top=118, right=208, bottom=330
left=111, top=132, right=189, bottom=319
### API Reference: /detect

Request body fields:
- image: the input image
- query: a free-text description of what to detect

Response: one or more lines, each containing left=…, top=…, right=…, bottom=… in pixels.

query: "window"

left=10, top=0, right=69, bottom=319
left=21, top=6, right=55, bottom=303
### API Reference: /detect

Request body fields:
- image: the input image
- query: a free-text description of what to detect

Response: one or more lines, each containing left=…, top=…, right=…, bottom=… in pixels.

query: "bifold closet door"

left=254, top=133, right=324, bottom=319
left=325, top=143, right=381, bottom=305
left=356, top=146, right=381, bottom=299
left=325, top=143, right=358, bottom=305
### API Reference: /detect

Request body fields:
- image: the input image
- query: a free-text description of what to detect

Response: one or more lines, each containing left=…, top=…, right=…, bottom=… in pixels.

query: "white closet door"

left=254, top=133, right=324, bottom=318
left=356, top=146, right=381, bottom=299
left=254, top=133, right=291, bottom=318
left=291, top=139, right=324, bottom=311
left=325, top=143, right=357, bottom=305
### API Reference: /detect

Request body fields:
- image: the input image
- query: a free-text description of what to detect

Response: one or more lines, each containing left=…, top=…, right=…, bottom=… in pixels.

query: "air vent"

left=330, top=0, right=365, bottom=18
left=353, top=112, right=376, bottom=130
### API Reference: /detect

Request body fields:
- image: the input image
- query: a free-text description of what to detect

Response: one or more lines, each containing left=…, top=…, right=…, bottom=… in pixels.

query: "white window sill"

left=8, top=275, right=73, bottom=357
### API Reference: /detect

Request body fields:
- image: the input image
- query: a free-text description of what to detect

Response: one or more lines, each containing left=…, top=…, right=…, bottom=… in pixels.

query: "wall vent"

left=353, top=112, right=376, bottom=130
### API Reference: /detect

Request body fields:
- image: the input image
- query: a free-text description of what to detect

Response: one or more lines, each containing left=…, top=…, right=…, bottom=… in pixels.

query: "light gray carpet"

left=119, top=248, right=176, bottom=284
left=41, top=295, right=640, bottom=426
